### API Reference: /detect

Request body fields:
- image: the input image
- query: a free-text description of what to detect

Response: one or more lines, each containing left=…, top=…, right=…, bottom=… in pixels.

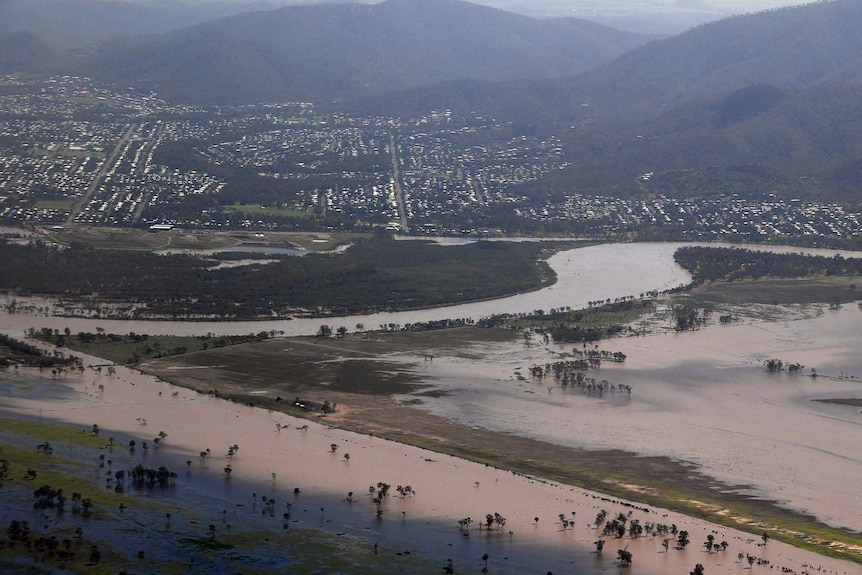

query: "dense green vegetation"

left=0, top=333, right=76, bottom=368
left=31, top=329, right=275, bottom=365
left=539, top=83, right=862, bottom=205
left=480, top=299, right=655, bottom=343
left=673, top=247, right=862, bottom=283
left=73, top=0, right=644, bottom=106
left=0, top=238, right=566, bottom=318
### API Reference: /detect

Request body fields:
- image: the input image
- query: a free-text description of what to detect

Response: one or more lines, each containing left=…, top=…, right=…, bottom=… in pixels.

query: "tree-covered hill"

left=344, top=0, right=862, bottom=124
left=0, top=31, right=60, bottom=74
left=73, top=0, right=647, bottom=105
left=0, top=0, right=284, bottom=52
left=514, top=83, right=862, bottom=204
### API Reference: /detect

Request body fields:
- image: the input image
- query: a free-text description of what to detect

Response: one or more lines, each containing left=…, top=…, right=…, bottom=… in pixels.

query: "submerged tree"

left=617, top=549, right=632, bottom=566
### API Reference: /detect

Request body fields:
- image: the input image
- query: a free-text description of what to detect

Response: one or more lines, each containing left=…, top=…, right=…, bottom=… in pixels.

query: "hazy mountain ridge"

left=520, top=83, right=862, bottom=204
left=5, top=0, right=862, bottom=208
left=574, top=0, right=862, bottom=118
left=0, top=0, right=285, bottom=51
left=72, top=0, right=649, bottom=105
left=345, top=0, right=862, bottom=123
left=0, top=31, right=61, bottom=74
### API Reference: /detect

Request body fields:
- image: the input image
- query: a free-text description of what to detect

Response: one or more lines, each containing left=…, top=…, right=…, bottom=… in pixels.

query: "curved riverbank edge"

left=0, top=238, right=585, bottom=323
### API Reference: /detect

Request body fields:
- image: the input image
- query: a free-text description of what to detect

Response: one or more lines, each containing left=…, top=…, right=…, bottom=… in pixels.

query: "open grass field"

left=34, top=200, right=75, bottom=211
left=40, top=225, right=365, bottom=253
left=228, top=203, right=314, bottom=219
left=40, top=333, right=272, bottom=366
left=680, top=276, right=861, bottom=307
left=48, top=226, right=174, bottom=250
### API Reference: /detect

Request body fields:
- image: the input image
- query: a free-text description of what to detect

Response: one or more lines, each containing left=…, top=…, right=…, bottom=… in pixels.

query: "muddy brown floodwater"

left=2, top=313, right=861, bottom=574
left=2, top=241, right=862, bottom=573
left=409, top=304, right=862, bottom=533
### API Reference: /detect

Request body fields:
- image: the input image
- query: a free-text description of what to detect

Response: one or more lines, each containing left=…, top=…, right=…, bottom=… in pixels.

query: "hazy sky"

left=474, top=0, right=813, bottom=34
left=494, top=0, right=811, bottom=16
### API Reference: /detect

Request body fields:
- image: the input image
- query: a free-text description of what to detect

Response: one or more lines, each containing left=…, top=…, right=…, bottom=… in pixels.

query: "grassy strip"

left=679, top=276, right=862, bottom=307
left=35, top=332, right=273, bottom=366
left=370, top=427, right=862, bottom=565
left=0, top=441, right=129, bottom=513
left=0, top=418, right=171, bottom=514
left=228, top=203, right=314, bottom=219
left=279, top=232, right=365, bottom=252
left=0, top=418, right=109, bottom=448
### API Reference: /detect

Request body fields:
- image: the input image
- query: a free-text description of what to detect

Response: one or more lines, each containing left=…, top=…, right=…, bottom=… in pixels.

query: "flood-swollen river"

left=2, top=240, right=859, bottom=338
left=2, top=240, right=861, bottom=574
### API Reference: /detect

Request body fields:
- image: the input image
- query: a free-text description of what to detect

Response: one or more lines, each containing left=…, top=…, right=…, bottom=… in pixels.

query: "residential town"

left=2, top=75, right=861, bottom=243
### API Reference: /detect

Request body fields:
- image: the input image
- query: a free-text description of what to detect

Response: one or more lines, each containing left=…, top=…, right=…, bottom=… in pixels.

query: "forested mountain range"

left=512, top=83, right=862, bottom=204
left=345, top=0, right=862, bottom=124
left=0, top=0, right=284, bottom=50
left=0, top=31, right=60, bottom=74
left=69, top=0, right=647, bottom=105
left=8, top=0, right=860, bottom=121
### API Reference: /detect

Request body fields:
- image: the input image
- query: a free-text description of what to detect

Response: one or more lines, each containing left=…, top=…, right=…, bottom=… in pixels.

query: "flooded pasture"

left=406, top=305, right=862, bottom=532
left=2, top=240, right=862, bottom=573
left=2, top=353, right=859, bottom=575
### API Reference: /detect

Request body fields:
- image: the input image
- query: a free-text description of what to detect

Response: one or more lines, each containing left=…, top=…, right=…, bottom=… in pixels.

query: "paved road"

left=130, top=125, right=163, bottom=224
left=389, top=132, right=409, bottom=233
left=67, top=123, right=137, bottom=224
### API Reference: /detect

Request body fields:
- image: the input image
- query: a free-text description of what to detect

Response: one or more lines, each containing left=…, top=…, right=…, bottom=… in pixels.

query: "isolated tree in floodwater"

left=617, top=549, right=632, bottom=566
left=677, top=530, right=690, bottom=549
left=691, top=563, right=705, bottom=575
